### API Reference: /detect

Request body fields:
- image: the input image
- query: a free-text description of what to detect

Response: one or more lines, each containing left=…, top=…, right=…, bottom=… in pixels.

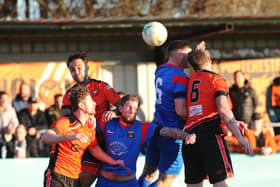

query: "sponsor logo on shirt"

left=109, top=141, right=128, bottom=156
left=127, top=130, right=135, bottom=138
left=189, top=105, right=202, bottom=117
left=71, top=144, right=80, bottom=152
left=93, top=90, right=98, bottom=96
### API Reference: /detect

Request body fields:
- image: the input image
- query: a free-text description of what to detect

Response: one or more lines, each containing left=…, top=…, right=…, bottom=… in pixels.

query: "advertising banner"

left=213, top=58, right=280, bottom=119
left=0, top=61, right=100, bottom=108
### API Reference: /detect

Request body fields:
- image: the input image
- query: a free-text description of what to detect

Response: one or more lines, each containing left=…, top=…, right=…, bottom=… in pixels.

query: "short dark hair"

left=233, top=70, right=244, bottom=77
left=0, top=91, right=7, bottom=98
left=54, top=94, right=63, bottom=100
left=188, top=49, right=210, bottom=70
left=69, top=85, right=90, bottom=112
left=120, top=94, right=140, bottom=108
left=167, top=40, right=191, bottom=58
left=67, top=52, right=88, bottom=67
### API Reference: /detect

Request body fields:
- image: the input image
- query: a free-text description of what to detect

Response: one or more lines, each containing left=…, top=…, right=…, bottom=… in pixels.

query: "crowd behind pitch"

left=0, top=72, right=280, bottom=158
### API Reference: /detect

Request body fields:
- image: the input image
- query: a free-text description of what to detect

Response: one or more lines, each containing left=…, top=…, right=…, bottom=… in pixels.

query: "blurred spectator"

left=266, top=76, right=280, bottom=135
left=0, top=91, right=19, bottom=132
left=43, top=94, right=63, bottom=157
left=229, top=70, right=258, bottom=125
left=275, top=134, right=280, bottom=152
left=17, top=96, right=48, bottom=134
left=17, top=96, right=48, bottom=157
left=0, top=124, right=16, bottom=158
left=25, top=127, right=41, bottom=157
left=14, top=124, right=28, bottom=158
left=45, top=94, right=63, bottom=127
left=1, top=124, right=40, bottom=158
left=226, top=112, right=276, bottom=155
left=12, top=82, right=31, bottom=113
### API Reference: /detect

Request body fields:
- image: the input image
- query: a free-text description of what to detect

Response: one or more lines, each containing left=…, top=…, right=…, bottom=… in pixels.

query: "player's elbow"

left=218, top=108, right=227, bottom=119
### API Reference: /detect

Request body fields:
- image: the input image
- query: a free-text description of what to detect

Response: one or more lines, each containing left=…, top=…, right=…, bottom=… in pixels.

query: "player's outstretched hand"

left=102, top=111, right=117, bottom=122
left=185, top=133, right=196, bottom=144
left=196, top=41, right=206, bottom=51
left=240, top=138, right=254, bottom=156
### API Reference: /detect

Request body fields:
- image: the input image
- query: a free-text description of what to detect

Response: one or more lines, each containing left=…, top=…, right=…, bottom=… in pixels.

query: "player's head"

left=188, top=49, right=211, bottom=70
left=67, top=52, right=89, bottom=84
left=70, top=85, right=96, bottom=115
left=167, top=40, right=192, bottom=68
left=119, top=94, right=140, bottom=124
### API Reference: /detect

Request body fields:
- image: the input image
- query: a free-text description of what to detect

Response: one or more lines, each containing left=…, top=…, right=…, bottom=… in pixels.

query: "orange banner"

left=213, top=58, right=280, bottom=121
left=0, top=61, right=100, bottom=108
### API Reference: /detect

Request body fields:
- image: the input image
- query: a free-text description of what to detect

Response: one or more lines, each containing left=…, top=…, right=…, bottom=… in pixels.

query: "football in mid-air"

left=142, top=21, right=168, bottom=47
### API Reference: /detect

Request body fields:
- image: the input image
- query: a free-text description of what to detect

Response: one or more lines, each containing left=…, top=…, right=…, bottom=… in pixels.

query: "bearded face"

left=120, top=100, right=139, bottom=124
left=68, top=58, right=88, bottom=84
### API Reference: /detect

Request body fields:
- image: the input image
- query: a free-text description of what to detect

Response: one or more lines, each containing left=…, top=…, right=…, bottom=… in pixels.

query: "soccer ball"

left=142, top=21, right=168, bottom=47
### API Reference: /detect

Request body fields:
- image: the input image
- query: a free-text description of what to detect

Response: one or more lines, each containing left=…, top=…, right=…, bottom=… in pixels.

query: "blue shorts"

left=145, top=135, right=183, bottom=175
left=96, top=175, right=139, bottom=187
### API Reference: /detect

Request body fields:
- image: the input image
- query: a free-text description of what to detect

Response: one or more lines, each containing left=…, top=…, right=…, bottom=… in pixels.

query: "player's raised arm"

left=88, top=145, right=124, bottom=166
left=216, top=95, right=254, bottom=156
left=41, top=129, right=87, bottom=145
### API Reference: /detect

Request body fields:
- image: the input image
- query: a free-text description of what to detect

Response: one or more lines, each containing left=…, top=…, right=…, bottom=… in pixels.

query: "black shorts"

left=182, top=134, right=233, bottom=184
left=44, top=169, right=79, bottom=187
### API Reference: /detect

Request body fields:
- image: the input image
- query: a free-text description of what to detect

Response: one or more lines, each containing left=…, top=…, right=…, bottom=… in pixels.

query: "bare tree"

left=0, top=0, right=280, bottom=20
left=188, top=0, right=280, bottom=16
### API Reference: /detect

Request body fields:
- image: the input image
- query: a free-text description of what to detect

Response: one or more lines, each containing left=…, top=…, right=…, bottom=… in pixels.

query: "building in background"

left=0, top=5, right=280, bottom=122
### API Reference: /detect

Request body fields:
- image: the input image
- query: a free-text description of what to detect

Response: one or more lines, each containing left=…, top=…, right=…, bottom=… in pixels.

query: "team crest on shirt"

left=71, top=144, right=80, bottom=152
left=127, top=130, right=135, bottom=138
left=92, top=90, right=98, bottom=96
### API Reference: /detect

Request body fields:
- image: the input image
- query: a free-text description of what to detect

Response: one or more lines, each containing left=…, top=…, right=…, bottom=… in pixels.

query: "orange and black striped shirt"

left=184, top=70, right=230, bottom=134
left=47, top=114, right=97, bottom=179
